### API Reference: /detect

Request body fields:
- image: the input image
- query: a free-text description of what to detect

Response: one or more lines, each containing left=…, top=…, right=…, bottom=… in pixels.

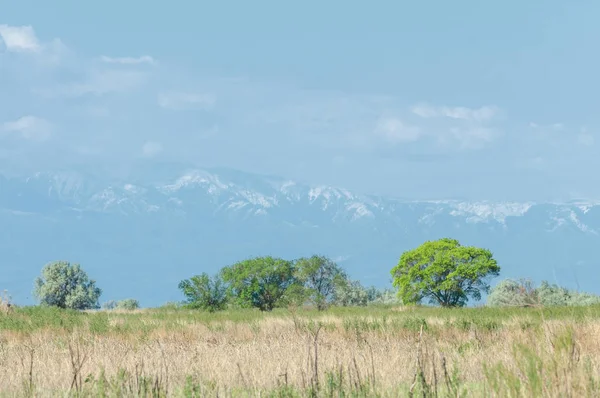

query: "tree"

left=178, top=273, right=228, bottom=312
left=294, top=255, right=347, bottom=310
left=390, top=238, right=500, bottom=307
left=33, top=261, right=102, bottom=310
left=220, top=256, right=296, bottom=311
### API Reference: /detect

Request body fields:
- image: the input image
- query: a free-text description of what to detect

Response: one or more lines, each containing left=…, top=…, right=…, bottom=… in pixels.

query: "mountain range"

left=2, top=165, right=599, bottom=307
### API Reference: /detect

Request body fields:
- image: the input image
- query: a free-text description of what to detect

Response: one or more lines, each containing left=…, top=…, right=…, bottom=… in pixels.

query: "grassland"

left=1, top=304, right=600, bottom=397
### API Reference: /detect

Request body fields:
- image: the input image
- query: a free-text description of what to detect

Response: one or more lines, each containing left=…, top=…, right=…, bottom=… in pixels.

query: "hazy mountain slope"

left=1, top=168, right=599, bottom=307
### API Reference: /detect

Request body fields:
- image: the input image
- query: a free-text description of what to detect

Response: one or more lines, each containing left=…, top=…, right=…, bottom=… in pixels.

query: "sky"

left=1, top=0, right=599, bottom=201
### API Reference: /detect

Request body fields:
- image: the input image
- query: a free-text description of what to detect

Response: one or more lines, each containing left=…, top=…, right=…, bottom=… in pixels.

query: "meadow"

left=1, top=304, right=600, bottom=397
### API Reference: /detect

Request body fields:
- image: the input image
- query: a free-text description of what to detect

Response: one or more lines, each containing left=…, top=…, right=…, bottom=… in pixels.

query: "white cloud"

left=0, top=25, right=40, bottom=52
left=100, top=55, right=155, bottom=65
left=1, top=116, right=52, bottom=141
left=141, top=141, right=163, bottom=157
left=0, top=24, right=66, bottom=65
left=411, top=103, right=500, bottom=122
left=157, top=92, right=215, bottom=110
left=375, top=117, right=421, bottom=143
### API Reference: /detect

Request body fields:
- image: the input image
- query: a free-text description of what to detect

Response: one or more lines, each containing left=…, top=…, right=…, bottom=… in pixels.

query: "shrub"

left=567, top=291, right=600, bottom=306
left=488, top=279, right=600, bottom=307
left=536, top=281, right=570, bottom=306
left=115, top=299, right=140, bottom=310
left=160, top=301, right=182, bottom=310
left=367, top=288, right=403, bottom=306
left=0, top=290, right=14, bottom=315
left=332, top=279, right=369, bottom=306
left=487, top=279, right=538, bottom=307
left=102, top=300, right=117, bottom=310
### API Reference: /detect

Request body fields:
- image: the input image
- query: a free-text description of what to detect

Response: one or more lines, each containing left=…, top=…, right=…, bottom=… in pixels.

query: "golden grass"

left=1, top=306, right=600, bottom=397
left=0, top=291, right=12, bottom=316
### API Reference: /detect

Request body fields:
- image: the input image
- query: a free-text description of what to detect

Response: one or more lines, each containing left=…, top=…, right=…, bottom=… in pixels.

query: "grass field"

left=1, top=304, right=600, bottom=397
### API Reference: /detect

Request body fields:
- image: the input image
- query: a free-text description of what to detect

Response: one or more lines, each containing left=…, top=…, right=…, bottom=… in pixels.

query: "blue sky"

left=1, top=0, right=598, bottom=201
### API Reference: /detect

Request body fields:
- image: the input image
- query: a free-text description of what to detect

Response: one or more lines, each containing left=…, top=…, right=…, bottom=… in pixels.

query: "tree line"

left=25, top=238, right=600, bottom=311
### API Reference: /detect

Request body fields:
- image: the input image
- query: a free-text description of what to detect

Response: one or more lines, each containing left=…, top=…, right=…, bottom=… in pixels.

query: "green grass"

left=3, top=303, right=599, bottom=334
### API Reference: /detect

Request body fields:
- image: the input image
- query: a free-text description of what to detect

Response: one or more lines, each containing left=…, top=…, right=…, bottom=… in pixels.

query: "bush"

left=488, top=279, right=600, bottom=307
left=102, top=300, right=116, bottom=310
left=487, top=279, right=538, bottom=307
left=536, top=281, right=570, bottom=306
left=332, top=279, right=369, bottom=306
left=160, top=301, right=183, bottom=310
left=115, top=299, right=140, bottom=310
left=567, top=292, right=600, bottom=306
left=0, top=290, right=14, bottom=315
left=367, top=288, right=403, bottom=306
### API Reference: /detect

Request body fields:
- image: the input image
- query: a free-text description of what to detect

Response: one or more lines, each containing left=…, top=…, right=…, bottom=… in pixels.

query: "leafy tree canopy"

left=221, top=256, right=296, bottom=311
left=294, top=255, right=347, bottom=310
left=391, top=238, right=500, bottom=307
left=33, top=261, right=102, bottom=310
left=178, top=273, right=228, bottom=312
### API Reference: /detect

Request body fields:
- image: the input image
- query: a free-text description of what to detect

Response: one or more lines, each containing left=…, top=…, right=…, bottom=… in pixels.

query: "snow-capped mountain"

left=2, top=167, right=599, bottom=306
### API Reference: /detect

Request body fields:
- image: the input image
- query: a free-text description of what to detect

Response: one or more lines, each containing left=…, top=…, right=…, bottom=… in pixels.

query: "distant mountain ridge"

left=1, top=167, right=599, bottom=307
left=3, top=168, right=599, bottom=227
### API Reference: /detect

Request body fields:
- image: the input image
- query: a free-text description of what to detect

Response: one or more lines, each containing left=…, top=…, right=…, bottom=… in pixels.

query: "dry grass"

left=0, top=291, right=13, bottom=316
left=1, top=305, right=600, bottom=397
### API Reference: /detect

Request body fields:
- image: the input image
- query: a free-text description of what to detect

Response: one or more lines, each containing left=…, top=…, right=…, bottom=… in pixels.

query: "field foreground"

left=1, top=305, right=600, bottom=397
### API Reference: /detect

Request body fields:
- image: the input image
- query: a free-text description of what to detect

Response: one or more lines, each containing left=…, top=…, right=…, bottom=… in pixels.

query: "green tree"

left=391, top=238, right=500, bottom=307
left=33, top=261, right=102, bottom=310
left=178, top=273, right=228, bottom=312
left=294, top=255, right=347, bottom=310
left=220, top=256, right=296, bottom=311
